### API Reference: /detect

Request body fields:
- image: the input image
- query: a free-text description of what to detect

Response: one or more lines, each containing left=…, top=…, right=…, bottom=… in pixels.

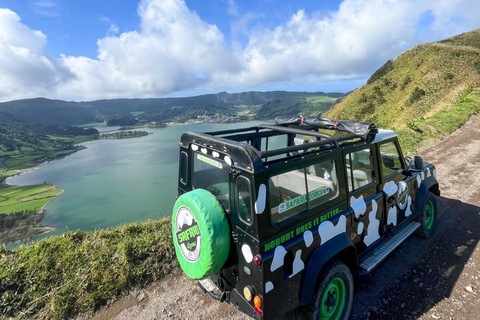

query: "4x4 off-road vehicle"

left=172, top=116, right=440, bottom=320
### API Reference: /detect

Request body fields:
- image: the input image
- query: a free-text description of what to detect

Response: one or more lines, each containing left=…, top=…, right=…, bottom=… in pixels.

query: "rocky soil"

left=85, top=116, right=480, bottom=320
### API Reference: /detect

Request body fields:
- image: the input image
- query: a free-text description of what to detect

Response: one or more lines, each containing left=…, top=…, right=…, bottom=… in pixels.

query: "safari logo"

left=175, top=206, right=202, bottom=262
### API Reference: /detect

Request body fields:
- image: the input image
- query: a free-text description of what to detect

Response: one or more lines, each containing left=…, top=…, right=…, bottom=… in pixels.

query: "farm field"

left=0, top=184, right=63, bottom=215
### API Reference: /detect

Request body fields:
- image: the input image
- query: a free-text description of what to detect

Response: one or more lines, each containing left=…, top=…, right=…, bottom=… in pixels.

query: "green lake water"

left=6, top=122, right=263, bottom=246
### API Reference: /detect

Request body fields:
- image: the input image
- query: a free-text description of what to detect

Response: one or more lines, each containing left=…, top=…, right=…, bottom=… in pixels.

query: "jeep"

left=171, top=116, right=440, bottom=320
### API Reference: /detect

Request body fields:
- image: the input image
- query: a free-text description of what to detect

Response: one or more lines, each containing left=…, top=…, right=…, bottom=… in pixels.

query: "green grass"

left=0, top=148, right=84, bottom=171
left=397, top=89, right=480, bottom=153
left=130, top=111, right=145, bottom=117
left=0, top=170, right=16, bottom=182
left=0, top=184, right=63, bottom=215
left=0, top=218, right=177, bottom=319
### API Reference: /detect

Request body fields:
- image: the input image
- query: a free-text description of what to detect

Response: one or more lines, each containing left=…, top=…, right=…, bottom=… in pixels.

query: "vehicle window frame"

left=236, top=175, right=253, bottom=225
left=179, top=151, right=188, bottom=185
left=267, top=157, right=341, bottom=227
left=344, top=147, right=376, bottom=193
left=378, top=140, right=405, bottom=179
left=192, top=152, right=231, bottom=212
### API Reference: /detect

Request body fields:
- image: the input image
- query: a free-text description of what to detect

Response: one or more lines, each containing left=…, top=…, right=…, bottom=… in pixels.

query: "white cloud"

left=1, top=0, right=480, bottom=101
left=100, top=17, right=120, bottom=36
left=60, top=0, right=239, bottom=99
left=0, top=9, right=73, bottom=101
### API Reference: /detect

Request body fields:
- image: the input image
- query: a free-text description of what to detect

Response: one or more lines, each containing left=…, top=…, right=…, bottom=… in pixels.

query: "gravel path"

left=87, top=116, right=480, bottom=320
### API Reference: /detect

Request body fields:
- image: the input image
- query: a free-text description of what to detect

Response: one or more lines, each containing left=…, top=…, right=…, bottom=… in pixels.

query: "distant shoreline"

left=1, top=167, right=38, bottom=186
left=1, top=172, right=64, bottom=247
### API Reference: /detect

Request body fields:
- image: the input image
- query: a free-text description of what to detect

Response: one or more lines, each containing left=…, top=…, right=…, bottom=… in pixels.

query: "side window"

left=179, top=151, right=188, bottom=185
left=269, top=159, right=341, bottom=224
left=306, top=159, right=340, bottom=209
left=237, top=176, right=252, bottom=224
left=345, top=148, right=374, bottom=192
left=269, top=169, right=307, bottom=224
left=380, top=142, right=404, bottom=176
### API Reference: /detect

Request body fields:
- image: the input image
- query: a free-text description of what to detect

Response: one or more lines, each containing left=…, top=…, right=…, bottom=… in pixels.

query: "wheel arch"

left=415, top=176, right=440, bottom=214
left=298, top=233, right=357, bottom=306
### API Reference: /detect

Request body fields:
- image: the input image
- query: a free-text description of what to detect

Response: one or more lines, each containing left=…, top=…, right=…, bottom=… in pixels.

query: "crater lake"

left=5, top=121, right=265, bottom=247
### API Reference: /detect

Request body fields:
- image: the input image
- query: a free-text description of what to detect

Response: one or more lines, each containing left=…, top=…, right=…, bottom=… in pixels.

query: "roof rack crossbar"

left=260, top=140, right=330, bottom=158
left=258, top=124, right=336, bottom=142
left=260, top=133, right=359, bottom=159
left=205, top=126, right=260, bottom=136
left=221, top=130, right=281, bottom=142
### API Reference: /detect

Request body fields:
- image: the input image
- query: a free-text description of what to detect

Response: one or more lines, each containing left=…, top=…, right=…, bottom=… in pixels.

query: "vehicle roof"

left=373, top=129, right=397, bottom=142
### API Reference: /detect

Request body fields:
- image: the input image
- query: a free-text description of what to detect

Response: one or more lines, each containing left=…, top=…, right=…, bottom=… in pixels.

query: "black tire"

left=416, top=192, right=437, bottom=238
left=296, top=260, right=353, bottom=320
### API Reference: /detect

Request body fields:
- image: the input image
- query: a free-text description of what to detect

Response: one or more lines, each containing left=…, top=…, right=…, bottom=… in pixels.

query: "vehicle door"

left=378, top=140, right=412, bottom=231
left=344, top=146, right=384, bottom=250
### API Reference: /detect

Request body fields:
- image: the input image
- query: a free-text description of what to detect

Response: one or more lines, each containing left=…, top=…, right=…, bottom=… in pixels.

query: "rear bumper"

left=198, top=278, right=260, bottom=319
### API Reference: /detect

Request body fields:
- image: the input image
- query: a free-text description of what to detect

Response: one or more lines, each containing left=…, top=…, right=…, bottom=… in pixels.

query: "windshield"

left=193, top=152, right=231, bottom=211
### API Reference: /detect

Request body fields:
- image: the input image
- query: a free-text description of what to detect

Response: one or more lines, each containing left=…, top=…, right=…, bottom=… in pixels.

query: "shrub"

left=359, top=92, right=368, bottom=104
left=443, top=72, right=454, bottom=80
left=373, top=86, right=384, bottom=97
left=406, top=121, right=422, bottom=133
left=474, top=61, right=480, bottom=74
left=401, top=76, right=412, bottom=90
left=382, top=78, right=392, bottom=86
left=409, top=87, right=426, bottom=104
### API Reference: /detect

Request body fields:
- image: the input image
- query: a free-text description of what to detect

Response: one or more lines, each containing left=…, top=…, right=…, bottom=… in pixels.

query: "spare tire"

left=172, top=189, right=231, bottom=279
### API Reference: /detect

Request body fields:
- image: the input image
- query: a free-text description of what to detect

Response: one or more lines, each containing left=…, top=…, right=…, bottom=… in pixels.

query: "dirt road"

left=87, top=116, right=480, bottom=320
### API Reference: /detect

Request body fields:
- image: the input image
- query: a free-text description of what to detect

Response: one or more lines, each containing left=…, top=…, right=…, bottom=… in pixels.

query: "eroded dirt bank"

left=86, top=116, right=480, bottom=320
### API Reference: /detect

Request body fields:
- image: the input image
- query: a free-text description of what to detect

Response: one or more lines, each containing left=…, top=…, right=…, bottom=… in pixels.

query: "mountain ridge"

left=0, top=90, right=345, bottom=126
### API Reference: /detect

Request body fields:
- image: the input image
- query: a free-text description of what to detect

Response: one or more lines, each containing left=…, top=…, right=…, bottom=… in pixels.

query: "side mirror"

left=414, top=156, right=424, bottom=170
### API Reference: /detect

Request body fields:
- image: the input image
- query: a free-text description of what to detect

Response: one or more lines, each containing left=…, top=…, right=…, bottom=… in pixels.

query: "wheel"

left=416, top=192, right=437, bottom=238
left=172, top=189, right=231, bottom=279
left=296, top=260, right=353, bottom=320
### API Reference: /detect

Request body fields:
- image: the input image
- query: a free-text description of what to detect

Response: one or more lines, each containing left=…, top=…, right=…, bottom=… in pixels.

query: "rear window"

left=269, top=159, right=339, bottom=224
left=193, top=153, right=230, bottom=211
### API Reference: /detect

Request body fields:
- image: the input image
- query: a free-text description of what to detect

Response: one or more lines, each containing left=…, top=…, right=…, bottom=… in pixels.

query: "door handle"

left=387, top=196, right=396, bottom=204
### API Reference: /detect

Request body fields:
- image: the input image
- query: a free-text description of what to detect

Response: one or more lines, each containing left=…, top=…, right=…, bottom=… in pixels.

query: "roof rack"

left=190, top=116, right=379, bottom=170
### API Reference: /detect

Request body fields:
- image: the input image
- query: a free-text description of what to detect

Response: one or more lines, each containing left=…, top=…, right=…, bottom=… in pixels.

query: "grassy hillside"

left=326, top=29, right=480, bottom=152
left=0, top=112, right=99, bottom=243
left=0, top=219, right=177, bottom=319
left=0, top=111, right=98, bottom=171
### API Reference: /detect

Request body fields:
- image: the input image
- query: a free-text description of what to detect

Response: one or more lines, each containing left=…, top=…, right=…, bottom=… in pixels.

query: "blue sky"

left=0, top=0, right=342, bottom=58
left=0, top=0, right=479, bottom=101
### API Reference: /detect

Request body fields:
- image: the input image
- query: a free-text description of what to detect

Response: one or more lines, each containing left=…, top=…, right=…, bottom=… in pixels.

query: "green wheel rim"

left=425, top=200, right=435, bottom=230
left=321, top=277, right=346, bottom=320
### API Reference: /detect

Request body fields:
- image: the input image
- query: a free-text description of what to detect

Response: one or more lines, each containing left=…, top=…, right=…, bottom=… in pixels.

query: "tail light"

left=254, top=295, right=262, bottom=308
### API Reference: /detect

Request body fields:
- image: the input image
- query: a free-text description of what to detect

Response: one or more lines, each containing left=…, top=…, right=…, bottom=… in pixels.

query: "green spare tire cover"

left=172, top=189, right=231, bottom=280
